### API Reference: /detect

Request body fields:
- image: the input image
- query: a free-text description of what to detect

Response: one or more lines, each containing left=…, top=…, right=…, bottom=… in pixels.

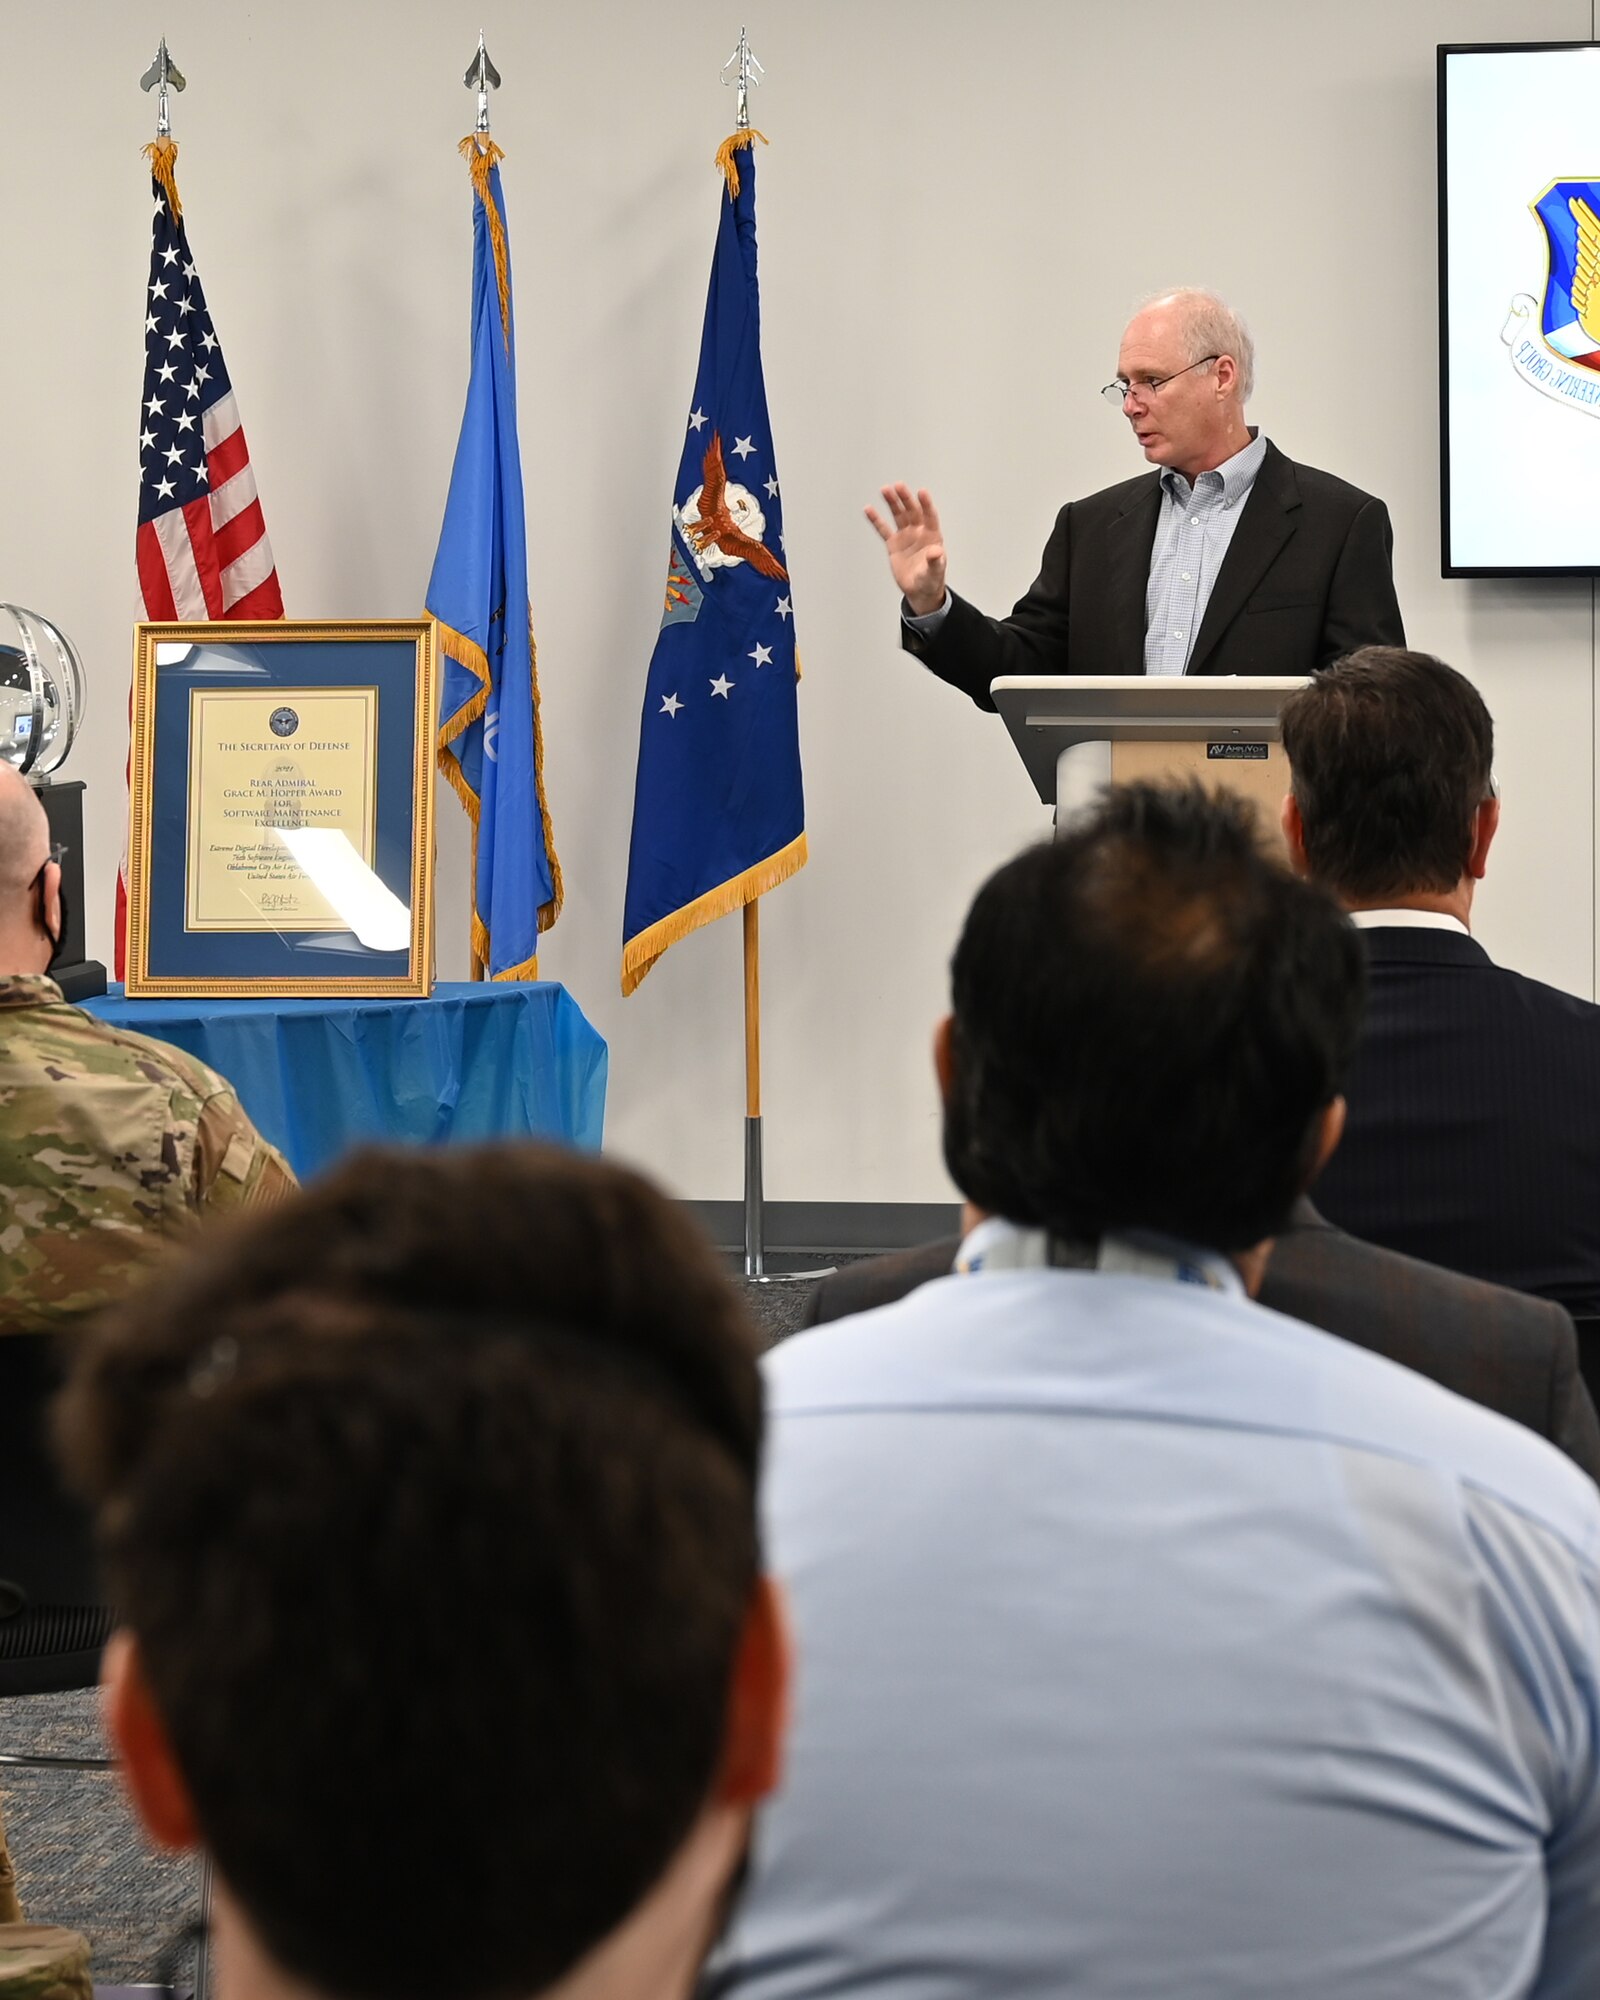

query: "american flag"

left=136, top=153, right=282, bottom=621
left=118, top=144, right=282, bottom=972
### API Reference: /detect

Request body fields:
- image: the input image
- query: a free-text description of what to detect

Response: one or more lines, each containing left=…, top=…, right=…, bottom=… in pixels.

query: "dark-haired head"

left=1278, top=647, right=1497, bottom=903
left=56, top=1143, right=785, bottom=2000
left=941, top=783, right=1365, bottom=1252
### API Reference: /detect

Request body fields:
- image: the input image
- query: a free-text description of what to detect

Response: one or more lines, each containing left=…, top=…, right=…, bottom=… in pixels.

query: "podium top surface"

left=991, top=676, right=1310, bottom=802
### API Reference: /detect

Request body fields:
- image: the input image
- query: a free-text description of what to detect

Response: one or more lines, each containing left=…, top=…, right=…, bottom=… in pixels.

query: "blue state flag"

left=427, top=135, right=561, bottom=980
left=622, top=133, right=805, bottom=995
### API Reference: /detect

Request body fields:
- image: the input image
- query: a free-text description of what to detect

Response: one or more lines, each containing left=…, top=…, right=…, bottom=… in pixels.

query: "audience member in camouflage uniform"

left=0, top=767, right=291, bottom=1919
left=0, top=766, right=293, bottom=1333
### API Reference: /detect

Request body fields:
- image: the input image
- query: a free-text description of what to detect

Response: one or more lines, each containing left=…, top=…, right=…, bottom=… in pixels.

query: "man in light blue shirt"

left=1139, top=424, right=1267, bottom=676
left=869, top=288, right=1404, bottom=704
left=714, top=785, right=1600, bottom=1999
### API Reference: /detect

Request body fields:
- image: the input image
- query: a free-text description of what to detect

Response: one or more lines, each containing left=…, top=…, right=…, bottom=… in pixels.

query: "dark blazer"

left=1314, top=927, right=1600, bottom=1321
left=902, top=441, right=1405, bottom=710
left=799, top=1198, right=1600, bottom=1482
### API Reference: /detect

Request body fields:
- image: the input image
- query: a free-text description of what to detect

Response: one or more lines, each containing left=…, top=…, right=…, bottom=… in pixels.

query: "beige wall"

left=5, top=0, right=1592, bottom=1201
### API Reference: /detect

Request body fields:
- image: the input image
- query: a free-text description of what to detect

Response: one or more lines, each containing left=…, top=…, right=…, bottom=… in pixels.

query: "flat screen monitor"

left=1440, top=41, right=1600, bottom=574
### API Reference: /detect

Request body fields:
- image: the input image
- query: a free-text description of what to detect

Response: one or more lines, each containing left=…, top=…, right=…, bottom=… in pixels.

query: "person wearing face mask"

left=0, top=763, right=294, bottom=1334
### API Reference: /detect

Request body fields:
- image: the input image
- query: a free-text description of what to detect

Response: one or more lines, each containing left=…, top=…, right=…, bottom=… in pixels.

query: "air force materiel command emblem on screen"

left=1504, top=178, right=1600, bottom=415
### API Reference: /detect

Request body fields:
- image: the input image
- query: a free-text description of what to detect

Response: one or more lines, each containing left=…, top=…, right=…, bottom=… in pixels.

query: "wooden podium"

left=991, top=676, right=1309, bottom=847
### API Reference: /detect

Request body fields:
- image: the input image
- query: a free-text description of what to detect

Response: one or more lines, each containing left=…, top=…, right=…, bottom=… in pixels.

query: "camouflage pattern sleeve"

left=193, top=1089, right=297, bottom=1209
left=0, top=993, right=296, bottom=1330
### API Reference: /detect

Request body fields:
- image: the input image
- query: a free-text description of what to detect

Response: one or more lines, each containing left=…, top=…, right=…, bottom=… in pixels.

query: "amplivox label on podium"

left=1206, top=741, right=1269, bottom=761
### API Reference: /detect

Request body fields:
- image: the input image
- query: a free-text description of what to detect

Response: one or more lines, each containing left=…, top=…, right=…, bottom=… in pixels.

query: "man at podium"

left=870, top=289, right=1405, bottom=709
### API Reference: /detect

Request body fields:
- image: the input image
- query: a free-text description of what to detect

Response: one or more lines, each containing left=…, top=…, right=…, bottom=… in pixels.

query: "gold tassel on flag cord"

left=714, top=128, right=768, bottom=199
left=143, top=136, right=183, bottom=220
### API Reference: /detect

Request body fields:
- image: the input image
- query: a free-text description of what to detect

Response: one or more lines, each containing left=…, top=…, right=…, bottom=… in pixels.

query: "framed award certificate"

left=126, top=620, right=437, bottom=997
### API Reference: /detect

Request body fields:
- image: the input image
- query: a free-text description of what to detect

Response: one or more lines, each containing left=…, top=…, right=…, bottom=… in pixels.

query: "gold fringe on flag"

left=143, top=136, right=182, bottom=222
left=621, top=833, right=807, bottom=996
left=459, top=134, right=512, bottom=352
left=436, top=618, right=492, bottom=746
left=434, top=621, right=497, bottom=974
left=714, top=128, right=769, bottom=200
left=525, top=605, right=564, bottom=930
left=435, top=611, right=561, bottom=976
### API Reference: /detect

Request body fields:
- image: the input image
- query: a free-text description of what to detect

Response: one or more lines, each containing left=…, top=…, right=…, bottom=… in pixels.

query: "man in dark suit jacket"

left=1280, top=647, right=1600, bottom=1331
left=868, top=289, right=1404, bottom=709
left=800, top=1199, right=1600, bottom=1483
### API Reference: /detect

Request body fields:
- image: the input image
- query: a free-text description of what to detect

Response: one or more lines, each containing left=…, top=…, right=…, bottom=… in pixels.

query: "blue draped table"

left=83, top=981, right=608, bottom=1182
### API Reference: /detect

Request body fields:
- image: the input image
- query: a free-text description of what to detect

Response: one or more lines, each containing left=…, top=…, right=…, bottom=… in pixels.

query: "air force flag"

left=621, top=133, right=806, bottom=995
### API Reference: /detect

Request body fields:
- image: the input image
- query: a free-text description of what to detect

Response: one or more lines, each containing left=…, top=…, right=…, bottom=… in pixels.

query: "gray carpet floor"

left=735, top=1266, right=830, bottom=1347
left=2, top=1689, right=199, bottom=1985
left=2, top=1269, right=834, bottom=1983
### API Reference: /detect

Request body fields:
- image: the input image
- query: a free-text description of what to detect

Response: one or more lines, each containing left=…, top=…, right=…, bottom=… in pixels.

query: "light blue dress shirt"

left=717, top=1230, right=1600, bottom=1999
left=904, top=430, right=1269, bottom=678
left=1143, top=428, right=1268, bottom=675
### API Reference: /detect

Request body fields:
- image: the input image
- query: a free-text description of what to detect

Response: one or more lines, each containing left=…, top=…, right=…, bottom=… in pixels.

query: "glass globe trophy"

left=0, top=605, right=86, bottom=777
left=0, top=605, right=104, bottom=998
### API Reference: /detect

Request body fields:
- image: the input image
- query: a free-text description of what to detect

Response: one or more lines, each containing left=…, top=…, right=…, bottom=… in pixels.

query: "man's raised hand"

left=865, top=484, right=948, bottom=618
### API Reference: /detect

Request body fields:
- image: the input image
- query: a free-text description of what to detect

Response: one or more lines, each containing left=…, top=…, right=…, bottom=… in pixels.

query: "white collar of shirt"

left=1159, top=428, right=1268, bottom=510
left=954, top=1216, right=1244, bottom=1296
left=1348, top=909, right=1470, bottom=936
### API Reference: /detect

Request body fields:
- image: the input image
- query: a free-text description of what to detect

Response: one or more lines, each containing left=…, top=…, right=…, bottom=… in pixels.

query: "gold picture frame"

left=126, top=619, right=437, bottom=998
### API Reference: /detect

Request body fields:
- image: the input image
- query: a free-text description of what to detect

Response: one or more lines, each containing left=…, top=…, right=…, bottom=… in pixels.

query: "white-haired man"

left=870, top=289, right=1405, bottom=704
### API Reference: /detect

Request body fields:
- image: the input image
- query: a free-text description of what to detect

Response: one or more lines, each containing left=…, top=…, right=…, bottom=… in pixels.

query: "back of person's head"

left=55, top=1143, right=778, bottom=2000
left=0, top=761, right=56, bottom=970
left=0, top=762, right=45, bottom=887
left=1278, top=646, right=1495, bottom=900
left=942, top=783, right=1364, bottom=1251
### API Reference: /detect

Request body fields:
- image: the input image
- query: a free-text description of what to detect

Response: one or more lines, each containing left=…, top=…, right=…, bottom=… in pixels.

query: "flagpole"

left=713, top=32, right=827, bottom=1286
left=741, top=892, right=832, bottom=1284
left=743, top=900, right=761, bottom=1120
left=457, top=28, right=505, bottom=988
left=730, top=18, right=766, bottom=1198
left=742, top=899, right=764, bottom=1274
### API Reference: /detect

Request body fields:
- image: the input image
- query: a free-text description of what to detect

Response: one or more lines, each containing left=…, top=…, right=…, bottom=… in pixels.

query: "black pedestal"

left=32, top=777, right=107, bottom=1001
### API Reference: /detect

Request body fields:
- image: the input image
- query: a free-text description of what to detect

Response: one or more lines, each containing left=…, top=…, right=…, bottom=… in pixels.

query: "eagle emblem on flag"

left=679, top=433, right=789, bottom=579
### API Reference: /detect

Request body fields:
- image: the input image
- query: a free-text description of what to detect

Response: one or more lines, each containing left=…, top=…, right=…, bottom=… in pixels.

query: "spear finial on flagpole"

left=464, top=31, right=501, bottom=136
left=139, top=38, right=186, bottom=139
left=720, top=27, right=764, bottom=132
left=456, top=33, right=511, bottom=351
